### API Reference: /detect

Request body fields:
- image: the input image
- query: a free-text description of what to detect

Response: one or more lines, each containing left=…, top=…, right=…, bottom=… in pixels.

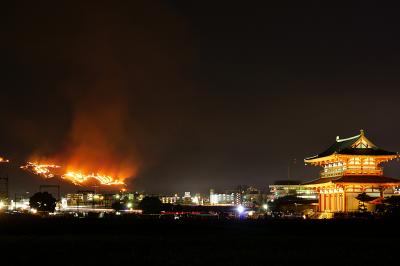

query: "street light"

left=237, top=205, right=245, bottom=214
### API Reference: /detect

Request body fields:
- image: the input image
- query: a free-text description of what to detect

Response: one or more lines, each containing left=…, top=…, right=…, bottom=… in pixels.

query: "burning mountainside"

left=0, top=156, right=9, bottom=163
left=62, top=171, right=124, bottom=186
left=13, top=7, right=141, bottom=188
left=20, top=162, right=61, bottom=178
left=20, top=162, right=126, bottom=186
left=17, top=73, right=139, bottom=187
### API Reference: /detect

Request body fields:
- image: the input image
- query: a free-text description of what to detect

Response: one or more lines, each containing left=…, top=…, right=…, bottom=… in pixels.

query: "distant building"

left=191, top=193, right=204, bottom=205
left=210, top=189, right=241, bottom=205
left=64, top=191, right=135, bottom=208
left=159, top=192, right=206, bottom=205
left=269, top=180, right=318, bottom=200
left=183, top=192, right=192, bottom=204
left=160, top=194, right=179, bottom=204
left=9, top=197, right=30, bottom=211
left=65, top=191, right=108, bottom=207
left=303, top=130, right=400, bottom=212
left=237, top=186, right=264, bottom=207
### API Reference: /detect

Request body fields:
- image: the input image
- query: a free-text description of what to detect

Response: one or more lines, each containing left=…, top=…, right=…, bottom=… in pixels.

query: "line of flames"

left=20, top=162, right=60, bottom=178
left=0, top=156, right=9, bottom=163
left=20, top=162, right=125, bottom=186
left=62, top=171, right=125, bottom=186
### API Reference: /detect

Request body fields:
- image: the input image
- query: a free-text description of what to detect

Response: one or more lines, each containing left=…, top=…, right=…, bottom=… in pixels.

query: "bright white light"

left=0, top=201, right=4, bottom=209
left=31, top=208, right=37, bottom=214
left=127, top=202, right=133, bottom=208
left=61, top=198, right=68, bottom=209
left=237, top=205, right=245, bottom=214
left=191, top=196, right=199, bottom=204
left=263, top=204, right=268, bottom=210
left=9, top=200, right=14, bottom=211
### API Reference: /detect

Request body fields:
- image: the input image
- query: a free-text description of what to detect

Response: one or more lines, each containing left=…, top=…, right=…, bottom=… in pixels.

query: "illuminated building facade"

left=65, top=191, right=106, bottom=207
left=161, top=194, right=179, bottom=204
left=160, top=193, right=205, bottom=205
left=210, top=189, right=241, bottom=205
left=304, top=130, right=400, bottom=212
left=65, top=191, right=133, bottom=208
left=269, top=180, right=318, bottom=200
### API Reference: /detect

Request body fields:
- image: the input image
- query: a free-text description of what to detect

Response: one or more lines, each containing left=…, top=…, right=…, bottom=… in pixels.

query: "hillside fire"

left=20, top=162, right=125, bottom=186
left=20, top=162, right=61, bottom=178
left=62, top=171, right=125, bottom=186
left=0, top=156, right=9, bottom=163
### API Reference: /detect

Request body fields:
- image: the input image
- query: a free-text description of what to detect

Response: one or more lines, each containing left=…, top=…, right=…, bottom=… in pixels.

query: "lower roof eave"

left=302, top=176, right=400, bottom=187
left=333, top=182, right=400, bottom=186
left=302, top=179, right=335, bottom=187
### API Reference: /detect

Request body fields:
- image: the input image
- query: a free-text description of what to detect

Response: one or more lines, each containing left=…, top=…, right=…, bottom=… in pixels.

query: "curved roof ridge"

left=304, top=130, right=398, bottom=162
left=337, top=134, right=361, bottom=143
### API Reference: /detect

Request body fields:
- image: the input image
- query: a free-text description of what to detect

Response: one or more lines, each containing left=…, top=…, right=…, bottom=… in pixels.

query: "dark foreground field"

left=0, top=216, right=398, bottom=265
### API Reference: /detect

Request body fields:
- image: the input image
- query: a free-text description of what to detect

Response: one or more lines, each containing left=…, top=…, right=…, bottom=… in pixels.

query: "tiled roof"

left=305, top=130, right=397, bottom=161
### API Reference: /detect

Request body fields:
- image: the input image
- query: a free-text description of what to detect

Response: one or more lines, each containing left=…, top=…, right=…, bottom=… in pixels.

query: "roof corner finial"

left=360, top=129, right=365, bottom=136
left=336, top=136, right=340, bottom=141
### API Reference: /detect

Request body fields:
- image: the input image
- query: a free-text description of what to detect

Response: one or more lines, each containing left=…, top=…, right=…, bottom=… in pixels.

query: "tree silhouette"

left=138, top=196, right=162, bottom=214
left=383, top=196, right=400, bottom=216
left=384, top=196, right=400, bottom=207
left=29, top=192, right=56, bottom=213
left=356, top=192, right=374, bottom=212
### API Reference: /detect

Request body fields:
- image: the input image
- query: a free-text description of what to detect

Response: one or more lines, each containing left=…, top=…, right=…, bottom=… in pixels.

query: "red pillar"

left=318, top=194, right=322, bottom=211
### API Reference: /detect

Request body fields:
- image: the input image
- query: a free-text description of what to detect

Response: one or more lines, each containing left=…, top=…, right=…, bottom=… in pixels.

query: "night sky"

left=1, top=1, right=400, bottom=195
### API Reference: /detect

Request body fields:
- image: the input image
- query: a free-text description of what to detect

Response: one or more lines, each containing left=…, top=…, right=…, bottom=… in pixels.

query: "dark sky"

left=1, top=1, right=400, bottom=195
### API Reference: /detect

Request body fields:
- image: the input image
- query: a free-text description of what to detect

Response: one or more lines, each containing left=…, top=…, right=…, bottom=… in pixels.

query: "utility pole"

left=0, top=176, right=8, bottom=202
left=92, top=185, right=99, bottom=210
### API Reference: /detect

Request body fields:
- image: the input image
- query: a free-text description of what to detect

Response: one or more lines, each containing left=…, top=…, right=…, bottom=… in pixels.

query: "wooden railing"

left=320, top=167, right=383, bottom=178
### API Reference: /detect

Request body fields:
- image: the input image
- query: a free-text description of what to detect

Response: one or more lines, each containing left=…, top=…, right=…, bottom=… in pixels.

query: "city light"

left=263, top=204, right=268, bottom=210
left=127, top=202, right=133, bottom=208
left=192, top=196, right=199, bottom=205
left=237, top=205, right=245, bottom=214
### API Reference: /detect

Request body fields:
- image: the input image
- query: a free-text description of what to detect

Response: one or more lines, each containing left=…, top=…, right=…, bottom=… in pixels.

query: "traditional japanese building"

left=303, top=130, right=400, bottom=213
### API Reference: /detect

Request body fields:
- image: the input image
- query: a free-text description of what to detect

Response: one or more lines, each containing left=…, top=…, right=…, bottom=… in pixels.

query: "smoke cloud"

left=1, top=0, right=195, bottom=189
